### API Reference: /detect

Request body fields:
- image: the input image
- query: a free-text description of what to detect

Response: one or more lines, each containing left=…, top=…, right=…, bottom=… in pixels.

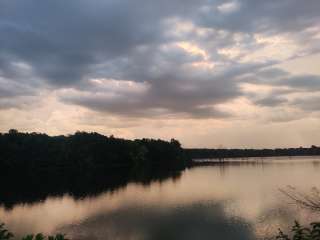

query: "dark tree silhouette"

left=277, top=221, right=320, bottom=240
left=0, top=222, right=68, bottom=240
left=0, top=129, right=190, bottom=175
left=0, top=130, right=190, bottom=207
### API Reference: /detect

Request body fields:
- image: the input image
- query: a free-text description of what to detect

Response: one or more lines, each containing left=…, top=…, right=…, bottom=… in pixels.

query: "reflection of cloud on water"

left=58, top=202, right=255, bottom=240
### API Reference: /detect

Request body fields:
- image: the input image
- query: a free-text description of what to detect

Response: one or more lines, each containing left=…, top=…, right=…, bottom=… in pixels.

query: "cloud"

left=239, top=68, right=320, bottom=119
left=254, top=96, right=288, bottom=107
left=292, top=96, right=320, bottom=112
left=197, top=0, right=320, bottom=34
left=278, top=75, right=320, bottom=91
left=217, top=1, right=241, bottom=14
left=60, top=76, right=236, bottom=119
left=0, top=0, right=319, bottom=121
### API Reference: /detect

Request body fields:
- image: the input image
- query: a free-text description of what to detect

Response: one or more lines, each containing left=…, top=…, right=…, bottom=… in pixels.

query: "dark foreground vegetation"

left=2, top=220, right=320, bottom=240
left=0, top=223, right=67, bottom=240
left=186, top=146, right=320, bottom=159
left=0, top=130, right=189, bottom=208
left=277, top=221, right=320, bottom=240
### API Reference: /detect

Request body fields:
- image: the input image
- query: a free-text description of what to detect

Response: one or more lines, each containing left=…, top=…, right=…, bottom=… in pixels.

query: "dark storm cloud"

left=0, top=81, right=34, bottom=99
left=0, top=0, right=214, bottom=86
left=254, top=96, right=288, bottom=107
left=61, top=75, right=237, bottom=119
left=245, top=85, right=291, bottom=108
left=256, top=68, right=289, bottom=79
left=0, top=0, right=170, bottom=86
left=242, top=68, right=320, bottom=116
left=278, top=75, right=320, bottom=91
left=61, top=61, right=272, bottom=118
left=197, top=0, right=320, bottom=34
left=243, top=68, right=320, bottom=92
left=0, top=0, right=319, bottom=118
left=290, top=96, right=320, bottom=112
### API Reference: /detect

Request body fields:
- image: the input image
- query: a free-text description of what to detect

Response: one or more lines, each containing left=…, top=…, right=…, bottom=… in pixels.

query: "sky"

left=0, top=0, right=320, bottom=148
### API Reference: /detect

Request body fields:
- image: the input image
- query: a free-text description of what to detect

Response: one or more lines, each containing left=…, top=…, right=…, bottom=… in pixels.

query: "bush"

left=0, top=223, right=67, bottom=240
left=0, top=223, right=13, bottom=240
left=277, top=221, right=320, bottom=240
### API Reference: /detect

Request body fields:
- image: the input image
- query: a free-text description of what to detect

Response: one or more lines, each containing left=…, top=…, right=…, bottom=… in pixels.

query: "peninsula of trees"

left=0, top=129, right=190, bottom=176
left=0, top=130, right=189, bottom=207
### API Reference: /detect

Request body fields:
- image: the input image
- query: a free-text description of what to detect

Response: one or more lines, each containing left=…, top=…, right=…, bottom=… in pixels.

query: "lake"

left=1, top=156, right=320, bottom=240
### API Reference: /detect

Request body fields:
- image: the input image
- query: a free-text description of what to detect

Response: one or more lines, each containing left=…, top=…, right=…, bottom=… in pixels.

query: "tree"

left=279, top=186, right=320, bottom=212
left=277, top=221, right=320, bottom=240
left=8, top=129, right=18, bottom=135
left=0, top=223, right=13, bottom=240
left=0, top=223, right=68, bottom=240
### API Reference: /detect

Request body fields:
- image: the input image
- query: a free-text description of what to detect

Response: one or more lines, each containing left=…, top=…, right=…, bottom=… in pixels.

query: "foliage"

left=0, top=130, right=190, bottom=207
left=0, top=223, right=68, bottom=240
left=0, top=223, right=13, bottom=240
left=276, top=221, right=320, bottom=240
left=21, top=234, right=68, bottom=240
left=0, top=130, right=190, bottom=176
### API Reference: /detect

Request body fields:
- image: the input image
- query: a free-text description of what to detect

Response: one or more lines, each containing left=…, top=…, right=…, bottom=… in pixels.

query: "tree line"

left=186, top=146, right=320, bottom=159
left=0, top=129, right=190, bottom=175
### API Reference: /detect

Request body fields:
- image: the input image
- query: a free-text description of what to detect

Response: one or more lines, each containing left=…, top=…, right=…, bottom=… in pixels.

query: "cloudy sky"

left=0, top=0, right=320, bottom=148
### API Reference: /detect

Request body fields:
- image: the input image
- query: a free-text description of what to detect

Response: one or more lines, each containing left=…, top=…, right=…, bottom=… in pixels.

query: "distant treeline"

left=186, top=146, right=320, bottom=159
left=0, top=129, right=190, bottom=175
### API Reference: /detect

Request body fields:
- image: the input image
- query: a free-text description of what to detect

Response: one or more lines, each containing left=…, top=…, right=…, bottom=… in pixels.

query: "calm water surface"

left=1, top=157, right=320, bottom=240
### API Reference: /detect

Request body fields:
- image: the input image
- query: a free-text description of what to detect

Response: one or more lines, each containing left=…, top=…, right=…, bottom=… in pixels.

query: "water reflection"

left=59, top=202, right=254, bottom=240
left=1, top=157, right=320, bottom=239
left=0, top=166, right=182, bottom=209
